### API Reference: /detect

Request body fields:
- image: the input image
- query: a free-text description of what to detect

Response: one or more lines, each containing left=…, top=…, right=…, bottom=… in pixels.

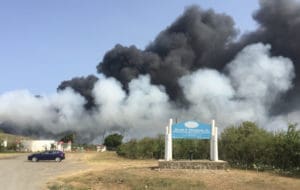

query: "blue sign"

left=172, top=121, right=211, bottom=139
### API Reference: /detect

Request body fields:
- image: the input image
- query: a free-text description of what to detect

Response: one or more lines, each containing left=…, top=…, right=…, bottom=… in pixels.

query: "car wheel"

left=55, top=157, right=61, bottom=162
left=32, top=157, right=38, bottom=162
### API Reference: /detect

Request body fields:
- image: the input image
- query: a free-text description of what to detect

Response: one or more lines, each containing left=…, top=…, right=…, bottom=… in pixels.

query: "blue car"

left=28, top=150, right=65, bottom=162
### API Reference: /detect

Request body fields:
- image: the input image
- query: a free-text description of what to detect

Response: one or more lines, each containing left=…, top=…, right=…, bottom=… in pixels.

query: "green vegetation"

left=173, top=139, right=210, bottom=160
left=0, top=131, right=31, bottom=152
left=60, top=133, right=76, bottom=143
left=117, top=135, right=164, bottom=159
left=0, top=139, right=3, bottom=152
left=104, top=133, right=123, bottom=150
left=219, top=121, right=273, bottom=168
left=220, top=122, right=300, bottom=174
left=117, top=122, right=300, bottom=175
left=72, top=143, right=98, bottom=151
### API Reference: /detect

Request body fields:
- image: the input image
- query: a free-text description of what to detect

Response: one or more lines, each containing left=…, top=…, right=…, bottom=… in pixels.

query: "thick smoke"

left=0, top=89, right=86, bottom=130
left=1, top=0, right=300, bottom=142
left=98, top=0, right=300, bottom=110
left=98, top=6, right=237, bottom=103
left=0, top=43, right=296, bottom=141
left=179, top=43, right=294, bottom=127
left=236, top=0, right=300, bottom=113
left=57, top=75, right=98, bottom=110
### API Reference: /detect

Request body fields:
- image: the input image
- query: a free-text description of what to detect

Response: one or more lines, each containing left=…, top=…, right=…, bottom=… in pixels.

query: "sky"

left=0, top=0, right=259, bottom=95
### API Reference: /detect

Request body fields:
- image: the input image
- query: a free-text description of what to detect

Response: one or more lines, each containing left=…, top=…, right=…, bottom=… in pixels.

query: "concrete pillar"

left=210, top=120, right=215, bottom=161
left=164, top=126, right=169, bottom=160
left=168, top=118, right=173, bottom=161
left=213, top=127, right=219, bottom=161
left=66, top=141, right=72, bottom=152
left=164, top=118, right=173, bottom=161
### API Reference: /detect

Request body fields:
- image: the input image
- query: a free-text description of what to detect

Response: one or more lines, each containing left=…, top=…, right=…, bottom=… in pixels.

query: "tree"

left=104, top=133, right=123, bottom=151
left=60, top=133, right=76, bottom=143
left=0, top=139, right=4, bottom=152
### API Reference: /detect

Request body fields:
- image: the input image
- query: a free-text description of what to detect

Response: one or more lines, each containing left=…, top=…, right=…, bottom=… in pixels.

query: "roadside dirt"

left=0, top=153, right=88, bottom=190
left=50, top=152, right=300, bottom=190
left=3, top=152, right=299, bottom=190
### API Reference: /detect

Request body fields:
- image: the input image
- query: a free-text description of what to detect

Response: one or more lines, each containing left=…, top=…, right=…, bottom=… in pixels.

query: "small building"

left=96, top=145, right=106, bottom=152
left=1, top=140, right=7, bottom=148
left=21, top=140, right=72, bottom=152
left=3, top=140, right=7, bottom=147
left=21, top=140, right=56, bottom=152
left=57, top=141, right=72, bottom=152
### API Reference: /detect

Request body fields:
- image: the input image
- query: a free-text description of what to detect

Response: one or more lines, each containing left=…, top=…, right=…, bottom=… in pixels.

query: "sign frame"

left=164, top=119, right=218, bottom=161
left=172, top=121, right=211, bottom=139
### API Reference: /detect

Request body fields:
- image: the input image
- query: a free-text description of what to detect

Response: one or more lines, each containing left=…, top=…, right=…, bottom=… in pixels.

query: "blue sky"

left=0, top=0, right=259, bottom=94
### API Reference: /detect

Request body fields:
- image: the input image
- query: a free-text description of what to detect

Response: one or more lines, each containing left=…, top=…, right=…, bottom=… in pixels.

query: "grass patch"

left=244, top=178, right=267, bottom=189
left=50, top=169, right=205, bottom=190
left=47, top=152, right=300, bottom=190
left=88, top=151, right=124, bottom=162
left=48, top=184, right=74, bottom=190
left=105, top=170, right=205, bottom=190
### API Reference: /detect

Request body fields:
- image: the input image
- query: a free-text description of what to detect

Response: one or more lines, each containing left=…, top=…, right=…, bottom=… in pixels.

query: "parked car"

left=28, top=150, right=65, bottom=162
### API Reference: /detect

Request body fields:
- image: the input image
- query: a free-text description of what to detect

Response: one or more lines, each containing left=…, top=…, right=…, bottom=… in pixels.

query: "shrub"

left=219, top=121, right=273, bottom=168
left=117, top=121, right=300, bottom=173
left=104, top=133, right=123, bottom=151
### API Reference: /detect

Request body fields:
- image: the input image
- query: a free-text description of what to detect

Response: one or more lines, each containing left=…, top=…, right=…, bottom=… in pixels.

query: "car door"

left=39, top=151, right=49, bottom=160
left=46, top=151, right=55, bottom=160
left=52, top=151, right=59, bottom=159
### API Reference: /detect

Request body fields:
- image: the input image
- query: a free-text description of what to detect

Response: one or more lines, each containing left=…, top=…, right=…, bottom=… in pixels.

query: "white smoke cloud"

left=179, top=43, right=295, bottom=127
left=0, top=88, right=88, bottom=133
left=179, top=69, right=235, bottom=122
left=228, top=43, right=294, bottom=105
left=0, top=43, right=297, bottom=141
left=0, top=90, right=54, bottom=126
left=92, top=76, right=126, bottom=127
left=92, top=75, right=172, bottom=137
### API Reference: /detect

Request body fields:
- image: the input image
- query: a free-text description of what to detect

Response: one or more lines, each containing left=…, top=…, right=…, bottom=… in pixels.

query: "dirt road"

left=0, top=153, right=88, bottom=190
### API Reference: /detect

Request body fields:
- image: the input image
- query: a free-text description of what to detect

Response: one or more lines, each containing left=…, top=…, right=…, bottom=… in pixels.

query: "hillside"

left=0, top=132, right=32, bottom=145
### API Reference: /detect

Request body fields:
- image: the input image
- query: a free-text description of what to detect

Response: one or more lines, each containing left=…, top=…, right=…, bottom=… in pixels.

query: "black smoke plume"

left=98, top=6, right=238, bottom=103
left=97, top=0, right=300, bottom=112
left=57, top=75, right=98, bottom=109
left=235, top=0, right=300, bottom=113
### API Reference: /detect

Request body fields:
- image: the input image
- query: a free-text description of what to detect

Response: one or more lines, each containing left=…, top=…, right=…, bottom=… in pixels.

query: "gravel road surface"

left=0, top=154, right=87, bottom=190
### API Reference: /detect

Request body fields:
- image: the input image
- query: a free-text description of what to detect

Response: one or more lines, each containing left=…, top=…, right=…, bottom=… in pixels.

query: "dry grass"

left=48, top=152, right=300, bottom=190
left=0, top=153, right=26, bottom=159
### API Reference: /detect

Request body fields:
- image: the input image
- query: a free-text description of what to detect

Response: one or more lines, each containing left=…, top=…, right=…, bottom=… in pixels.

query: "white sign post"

left=164, top=118, right=218, bottom=161
left=210, top=120, right=218, bottom=161
left=164, top=118, right=173, bottom=161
